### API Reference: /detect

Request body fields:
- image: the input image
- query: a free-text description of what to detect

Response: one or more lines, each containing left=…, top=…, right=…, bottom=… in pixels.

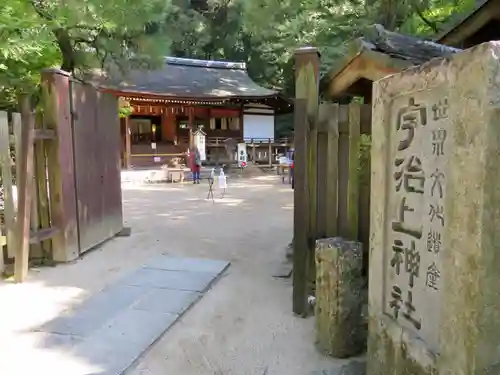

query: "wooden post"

left=124, top=116, right=131, bottom=169
left=293, top=46, right=320, bottom=316
left=0, top=112, right=16, bottom=261
left=268, top=139, right=272, bottom=166
left=41, top=68, right=79, bottom=262
left=292, top=99, right=309, bottom=315
left=317, top=103, right=339, bottom=238
left=252, top=140, right=256, bottom=164
left=14, top=97, right=35, bottom=283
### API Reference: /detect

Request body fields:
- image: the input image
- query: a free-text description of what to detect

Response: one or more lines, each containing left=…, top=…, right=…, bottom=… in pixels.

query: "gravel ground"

left=0, top=175, right=344, bottom=375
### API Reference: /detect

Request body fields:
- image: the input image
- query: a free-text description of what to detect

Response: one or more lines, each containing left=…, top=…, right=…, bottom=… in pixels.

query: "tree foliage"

left=1, top=0, right=479, bottom=111
left=1, top=0, right=172, bottom=108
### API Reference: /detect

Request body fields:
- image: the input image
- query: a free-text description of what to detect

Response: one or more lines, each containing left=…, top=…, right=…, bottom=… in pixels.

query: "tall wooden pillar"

left=124, top=116, right=131, bottom=169
left=41, top=68, right=79, bottom=262
left=292, top=47, right=320, bottom=316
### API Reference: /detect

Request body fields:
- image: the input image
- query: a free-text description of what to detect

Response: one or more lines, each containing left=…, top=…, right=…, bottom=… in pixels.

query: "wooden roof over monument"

left=321, top=24, right=461, bottom=102
left=435, top=0, right=500, bottom=48
left=89, top=57, right=293, bottom=113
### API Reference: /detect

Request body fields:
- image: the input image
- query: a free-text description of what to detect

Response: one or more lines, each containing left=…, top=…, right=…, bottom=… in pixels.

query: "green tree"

left=1, top=0, right=173, bottom=108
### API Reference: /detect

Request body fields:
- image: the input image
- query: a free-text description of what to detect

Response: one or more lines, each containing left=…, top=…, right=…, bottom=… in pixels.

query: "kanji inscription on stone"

left=383, top=88, right=450, bottom=354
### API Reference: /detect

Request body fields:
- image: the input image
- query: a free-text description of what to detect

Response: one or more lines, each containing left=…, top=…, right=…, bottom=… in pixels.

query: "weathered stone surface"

left=369, top=42, right=500, bottom=375
left=315, top=237, right=365, bottom=358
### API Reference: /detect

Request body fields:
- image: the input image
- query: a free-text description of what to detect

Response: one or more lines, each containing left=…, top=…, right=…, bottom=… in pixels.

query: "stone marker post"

left=315, top=237, right=365, bottom=358
left=369, top=42, right=500, bottom=375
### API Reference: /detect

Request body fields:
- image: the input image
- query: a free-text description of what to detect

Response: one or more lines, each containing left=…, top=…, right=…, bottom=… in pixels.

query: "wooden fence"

left=293, top=100, right=372, bottom=315
left=0, top=98, right=59, bottom=282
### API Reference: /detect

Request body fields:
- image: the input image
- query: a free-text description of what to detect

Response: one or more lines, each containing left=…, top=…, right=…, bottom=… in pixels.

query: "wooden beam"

left=14, top=98, right=35, bottom=283
left=29, top=227, right=60, bottom=244
left=33, top=129, right=56, bottom=140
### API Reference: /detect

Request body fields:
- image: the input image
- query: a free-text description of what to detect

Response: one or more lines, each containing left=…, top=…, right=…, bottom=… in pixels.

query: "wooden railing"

left=178, top=136, right=293, bottom=146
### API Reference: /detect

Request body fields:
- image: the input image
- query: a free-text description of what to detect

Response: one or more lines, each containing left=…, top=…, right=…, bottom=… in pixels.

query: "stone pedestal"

left=369, top=42, right=500, bottom=375
left=315, top=237, right=365, bottom=358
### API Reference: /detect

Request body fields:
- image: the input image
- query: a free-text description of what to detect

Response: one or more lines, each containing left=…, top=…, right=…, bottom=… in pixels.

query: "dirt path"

left=0, top=175, right=341, bottom=375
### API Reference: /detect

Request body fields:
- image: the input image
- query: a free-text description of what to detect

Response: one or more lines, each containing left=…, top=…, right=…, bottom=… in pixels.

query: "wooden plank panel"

left=0, top=112, right=16, bottom=261
left=316, top=104, right=328, bottom=238
left=339, top=103, right=371, bottom=135
left=317, top=103, right=339, bottom=238
left=71, top=80, right=102, bottom=253
left=325, top=104, right=339, bottom=238
left=98, top=92, right=124, bottom=242
left=337, top=103, right=362, bottom=240
left=347, top=103, right=361, bottom=240
left=14, top=100, right=35, bottom=283
left=337, top=120, right=349, bottom=237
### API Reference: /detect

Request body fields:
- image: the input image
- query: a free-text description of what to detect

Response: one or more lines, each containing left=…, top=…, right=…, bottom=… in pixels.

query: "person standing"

left=189, top=146, right=202, bottom=184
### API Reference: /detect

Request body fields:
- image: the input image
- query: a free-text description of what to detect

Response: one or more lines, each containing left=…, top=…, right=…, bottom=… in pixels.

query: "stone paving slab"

left=34, top=254, right=230, bottom=375
left=72, top=309, right=178, bottom=375
left=143, top=255, right=229, bottom=274
left=39, top=284, right=146, bottom=337
left=123, top=267, right=219, bottom=292
left=133, top=289, right=201, bottom=315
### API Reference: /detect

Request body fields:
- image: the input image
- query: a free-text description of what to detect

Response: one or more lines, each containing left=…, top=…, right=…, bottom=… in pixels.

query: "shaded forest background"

left=1, top=0, right=478, bottom=133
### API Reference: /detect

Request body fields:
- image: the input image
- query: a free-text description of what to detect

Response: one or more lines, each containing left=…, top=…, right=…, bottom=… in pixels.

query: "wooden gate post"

left=293, top=46, right=320, bottom=316
left=41, top=68, right=79, bottom=262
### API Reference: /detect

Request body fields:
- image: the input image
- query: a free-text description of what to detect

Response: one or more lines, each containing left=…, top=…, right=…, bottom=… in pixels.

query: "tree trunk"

left=53, top=28, right=76, bottom=73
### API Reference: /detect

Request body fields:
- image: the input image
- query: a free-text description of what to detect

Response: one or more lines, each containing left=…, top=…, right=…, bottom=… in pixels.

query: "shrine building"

left=91, top=57, right=293, bottom=168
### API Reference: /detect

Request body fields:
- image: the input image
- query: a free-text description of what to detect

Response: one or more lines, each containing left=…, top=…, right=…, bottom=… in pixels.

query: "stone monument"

left=369, top=42, right=500, bottom=375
